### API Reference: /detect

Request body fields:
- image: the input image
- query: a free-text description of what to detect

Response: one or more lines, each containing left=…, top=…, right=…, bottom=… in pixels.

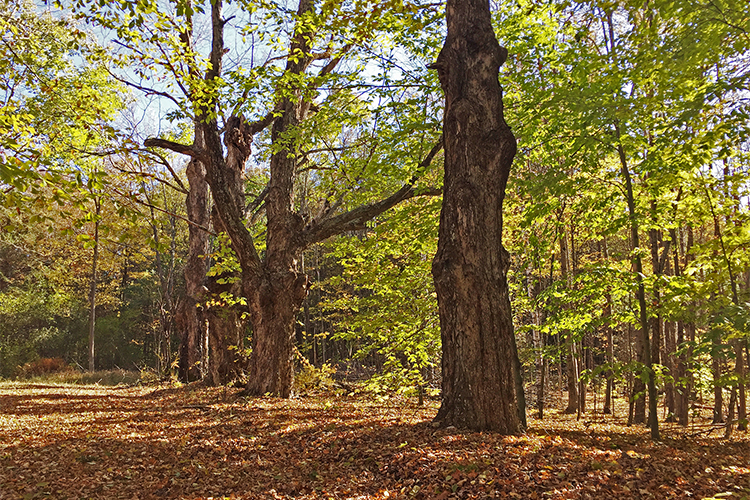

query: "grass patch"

left=4, top=369, right=147, bottom=386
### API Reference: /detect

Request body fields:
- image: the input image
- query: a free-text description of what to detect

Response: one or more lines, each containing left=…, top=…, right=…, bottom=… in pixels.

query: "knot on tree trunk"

left=224, top=116, right=253, bottom=160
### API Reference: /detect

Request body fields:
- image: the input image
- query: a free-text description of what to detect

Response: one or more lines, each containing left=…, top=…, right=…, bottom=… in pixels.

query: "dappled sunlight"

left=2, top=383, right=749, bottom=499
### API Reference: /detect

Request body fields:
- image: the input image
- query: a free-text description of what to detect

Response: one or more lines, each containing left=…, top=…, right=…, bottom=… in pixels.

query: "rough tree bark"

left=429, top=0, right=522, bottom=433
left=205, top=276, right=247, bottom=385
left=205, top=211, right=248, bottom=386
left=176, top=129, right=211, bottom=383
left=172, top=4, right=212, bottom=383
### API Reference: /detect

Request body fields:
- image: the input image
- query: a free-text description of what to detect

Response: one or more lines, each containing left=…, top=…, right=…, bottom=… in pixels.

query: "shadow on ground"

left=1, top=384, right=749, bottom=499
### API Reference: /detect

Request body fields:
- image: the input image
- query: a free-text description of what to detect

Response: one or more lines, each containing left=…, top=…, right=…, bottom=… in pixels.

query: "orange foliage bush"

left=16, top=358, right=73, bottom=379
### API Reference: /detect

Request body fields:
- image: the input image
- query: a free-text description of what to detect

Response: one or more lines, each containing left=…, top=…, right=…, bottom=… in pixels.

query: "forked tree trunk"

left=239, top=0, right=312, bottom=396
left=430, top=0, right=522, bottom=433
left=204, top=125, right=250, bottom=386
left=147, top=0, right=443, bottom=396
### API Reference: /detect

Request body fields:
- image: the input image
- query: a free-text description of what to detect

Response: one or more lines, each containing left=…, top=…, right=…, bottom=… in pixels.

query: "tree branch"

left=301, top=185, right=441, bottom=246
left=110, top=164, right=189, bottom=196
left=301, top=138, right=443, bottom=246
left=144, top=138, right=209, bottom=163
left=134, top=148, right=189, bottom=193
left=108, top=185, right=216, bottom=236
left=245, top=184, right=269, bottom=219
left=316, top=44, right=352, bottom=79
left=246, top=109, right=278, bottom=135
left=107, top=68, right=185, bottom=111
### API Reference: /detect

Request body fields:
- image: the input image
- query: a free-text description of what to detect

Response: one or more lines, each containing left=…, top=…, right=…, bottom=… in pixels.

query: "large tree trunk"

left=239, top=0, right=312, bottom=397
left=177, top=129, right=211, bottom=383
left=243, top=273, right=307, bottom=396
left=429, top=0, right=522, bottom=433
left=204, top=122, right=251, bottom=386
left=206, top=309, right=246, bottom=385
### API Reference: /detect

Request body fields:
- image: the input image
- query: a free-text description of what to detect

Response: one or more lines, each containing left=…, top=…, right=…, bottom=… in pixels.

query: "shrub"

left=16, top=357, right=73, bottom=379
left=293, top=363, right=337, bottom=394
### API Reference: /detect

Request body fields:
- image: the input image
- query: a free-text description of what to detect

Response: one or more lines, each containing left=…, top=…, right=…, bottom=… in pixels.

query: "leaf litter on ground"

left=1, top=383, right=749, bottom=499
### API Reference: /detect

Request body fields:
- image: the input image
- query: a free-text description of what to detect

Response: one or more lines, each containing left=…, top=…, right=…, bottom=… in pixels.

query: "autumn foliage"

left=14, top=358, right=72, bottom=379
left=1, top=383, right=749, bottom=499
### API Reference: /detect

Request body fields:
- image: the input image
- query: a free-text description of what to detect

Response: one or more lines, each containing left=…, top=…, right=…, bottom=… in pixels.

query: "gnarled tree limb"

left=144, top=138, right=209, bottom=163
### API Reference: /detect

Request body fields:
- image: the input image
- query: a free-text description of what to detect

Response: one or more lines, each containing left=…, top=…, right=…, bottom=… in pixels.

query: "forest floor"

left=1, top=382, right=749, bottom=500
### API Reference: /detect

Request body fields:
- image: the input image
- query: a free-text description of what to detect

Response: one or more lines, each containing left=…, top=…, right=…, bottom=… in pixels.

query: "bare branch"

left=407, top=135, right=444, bottom=182
left=108, top=185, right=216, bottom=236
left=134, top=148, right=189, bottom=193
left=110, top=163, right=189, bottom=195
left=107, top=68, right=186, bottom=111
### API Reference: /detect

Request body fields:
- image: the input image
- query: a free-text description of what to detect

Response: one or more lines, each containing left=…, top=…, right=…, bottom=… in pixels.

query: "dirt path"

left=1, top=383, right=748, bottom=499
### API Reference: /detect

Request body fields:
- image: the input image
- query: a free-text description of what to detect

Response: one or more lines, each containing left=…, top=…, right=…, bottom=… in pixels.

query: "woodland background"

left=2, top=0, right=750, bottom=432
